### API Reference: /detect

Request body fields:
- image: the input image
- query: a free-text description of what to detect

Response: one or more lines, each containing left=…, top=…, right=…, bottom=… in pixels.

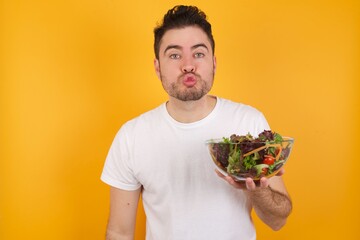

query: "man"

left=101, top=5, right=292, bottom=240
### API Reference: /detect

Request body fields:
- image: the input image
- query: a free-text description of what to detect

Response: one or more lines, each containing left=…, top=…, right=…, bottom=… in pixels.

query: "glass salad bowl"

left=205, top=130, right=294, bottom=181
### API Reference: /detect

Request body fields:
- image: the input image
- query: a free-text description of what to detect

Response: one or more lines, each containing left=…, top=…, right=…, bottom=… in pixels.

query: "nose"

left=182, top=65, right=195, bottom=73
left=181, top=57, right=195, bottom=73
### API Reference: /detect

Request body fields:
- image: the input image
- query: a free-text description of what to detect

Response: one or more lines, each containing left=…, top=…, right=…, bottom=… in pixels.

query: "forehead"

left=160, top=26, right=212, bottom=52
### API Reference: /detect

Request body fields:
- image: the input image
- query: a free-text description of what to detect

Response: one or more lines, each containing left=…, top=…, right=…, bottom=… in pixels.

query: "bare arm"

left=106, top=187, right=141, bottom=240
left=216, top=169, right=292, bottom=230
left=246, top=176, right=292, bottom=230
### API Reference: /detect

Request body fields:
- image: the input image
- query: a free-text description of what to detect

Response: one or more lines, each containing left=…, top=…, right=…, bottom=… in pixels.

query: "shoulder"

left=215, top=97, right=270, bottom=135
left=119, top=103, right=165, bottom=134
left=217, top=97, right=264, bottom=116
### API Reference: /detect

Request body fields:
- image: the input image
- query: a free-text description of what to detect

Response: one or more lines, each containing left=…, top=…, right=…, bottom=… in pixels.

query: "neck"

left=166, top=95, right=217, bottom=123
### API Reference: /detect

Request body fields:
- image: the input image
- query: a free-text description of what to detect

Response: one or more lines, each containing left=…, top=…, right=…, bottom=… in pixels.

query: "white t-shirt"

left=101, top=97, right=270, bottom=240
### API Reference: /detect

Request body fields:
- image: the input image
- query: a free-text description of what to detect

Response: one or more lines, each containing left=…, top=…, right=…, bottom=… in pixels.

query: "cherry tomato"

left=263, top=155, right=275, bottom=165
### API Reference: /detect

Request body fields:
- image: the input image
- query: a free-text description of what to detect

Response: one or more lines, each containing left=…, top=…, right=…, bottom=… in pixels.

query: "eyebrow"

left=163, top=43, right=209, bottom=55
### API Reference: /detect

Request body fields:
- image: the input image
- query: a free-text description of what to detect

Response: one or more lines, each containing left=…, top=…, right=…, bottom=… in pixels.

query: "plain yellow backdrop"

left=1, top=0, right=359, bottom=239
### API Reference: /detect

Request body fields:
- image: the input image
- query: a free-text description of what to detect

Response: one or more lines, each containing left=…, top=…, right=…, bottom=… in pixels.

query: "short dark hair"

left=153, top=5, right=215, bottom=59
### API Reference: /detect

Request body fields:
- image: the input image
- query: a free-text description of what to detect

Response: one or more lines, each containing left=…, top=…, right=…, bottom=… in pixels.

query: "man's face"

left=154, top=26, right=216, bottom=101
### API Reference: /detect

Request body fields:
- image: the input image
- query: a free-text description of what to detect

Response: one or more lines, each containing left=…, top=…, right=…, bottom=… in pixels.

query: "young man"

left=101, top=5, right=292, bottom=240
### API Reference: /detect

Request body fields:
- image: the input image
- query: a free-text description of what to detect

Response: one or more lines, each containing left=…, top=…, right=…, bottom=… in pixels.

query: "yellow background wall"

left=1, top=0, right=359, bottom=239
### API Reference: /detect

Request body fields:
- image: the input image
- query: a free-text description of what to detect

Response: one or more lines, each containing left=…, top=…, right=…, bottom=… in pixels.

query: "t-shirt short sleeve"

left=100, top=123, right=141, bottom=190
left=255, top=111, right=271, bottom=135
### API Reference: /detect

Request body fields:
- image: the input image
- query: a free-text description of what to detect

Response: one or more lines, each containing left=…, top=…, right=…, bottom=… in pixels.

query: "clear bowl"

left=206, top=137, right=294, bottom=181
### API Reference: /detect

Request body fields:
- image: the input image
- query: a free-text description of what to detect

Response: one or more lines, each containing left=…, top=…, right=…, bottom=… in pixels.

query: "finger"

left=225, top=176, right=236, bottom=185
left=215, top=169, right=226, bottom=178
left=226, top=177, right=247, bottom=189
left=245, top=178, right=256, bottom=190
left=276, top=168, right=285, bottom=176
left=215, top=170, right=246, bottom=189
left=259, top=177, right=270, bottom=188
left=215, top=169, right=233, bottom=184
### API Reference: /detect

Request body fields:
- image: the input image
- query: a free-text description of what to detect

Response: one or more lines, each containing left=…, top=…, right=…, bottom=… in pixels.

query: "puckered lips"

left=182, top=73, right=197, bottom=87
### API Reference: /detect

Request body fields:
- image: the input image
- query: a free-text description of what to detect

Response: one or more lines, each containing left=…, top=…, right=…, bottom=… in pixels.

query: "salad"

left=208, top=130, right=293, bottom=179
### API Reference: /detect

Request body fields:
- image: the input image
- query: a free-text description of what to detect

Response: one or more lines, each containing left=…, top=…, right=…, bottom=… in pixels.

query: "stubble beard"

left=160, top=71, right=215, bottom=101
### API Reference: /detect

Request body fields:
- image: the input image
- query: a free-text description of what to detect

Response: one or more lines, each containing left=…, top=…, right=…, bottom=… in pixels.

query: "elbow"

left=271, top=200, right=293, bottom=231
left=269, top=218, right=287, bottom=231
left=268, top=207, right=292, bottom=231
left=266, top=206, right=292, bottom=231
left=106, top=229, right=133, bottom=240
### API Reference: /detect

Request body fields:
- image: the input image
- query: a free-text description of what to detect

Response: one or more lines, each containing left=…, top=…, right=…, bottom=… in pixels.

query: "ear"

left=154, top=58, right=161, bottom=79
left=213, top=56, right=217, bottom=74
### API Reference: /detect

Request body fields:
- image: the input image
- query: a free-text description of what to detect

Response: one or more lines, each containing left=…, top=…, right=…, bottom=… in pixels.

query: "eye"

left=169, top=54, right=181, bottom=59
left=194, top=52, right=205, bottom=58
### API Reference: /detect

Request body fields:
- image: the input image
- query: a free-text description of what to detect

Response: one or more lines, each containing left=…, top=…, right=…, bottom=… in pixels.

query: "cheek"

left=159, top=63, right=179, bottom=77
left=201, top=62, right=215, bottom=76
